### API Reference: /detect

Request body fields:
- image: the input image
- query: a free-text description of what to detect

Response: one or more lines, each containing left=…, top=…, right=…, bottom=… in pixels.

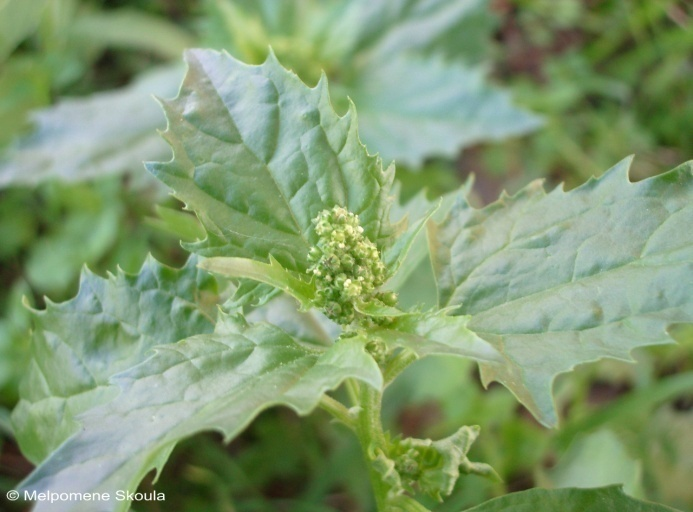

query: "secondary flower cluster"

left=307, top=206, right=391, bottom=325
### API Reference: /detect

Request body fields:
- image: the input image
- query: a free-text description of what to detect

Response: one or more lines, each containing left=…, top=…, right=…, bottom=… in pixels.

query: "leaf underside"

left=372, top=310, right=503, bottom=365
left=429, top=158, right=693, bottom=426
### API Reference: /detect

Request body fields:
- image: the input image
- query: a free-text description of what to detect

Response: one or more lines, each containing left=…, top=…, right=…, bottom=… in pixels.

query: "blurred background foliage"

left=0, top=0, right=691, bottom=511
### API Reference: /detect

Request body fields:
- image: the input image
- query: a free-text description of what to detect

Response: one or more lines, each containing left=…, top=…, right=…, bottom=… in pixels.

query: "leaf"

left=385, top=184, right=462, bottom=292
left=71, top=8, right=195, bottom=60
left=348, top=53, right=542, bottom=167
left=429, top=158, right=693, bottom=426
left=367, top=310, right=503, bottom=364
left=224, top=280, right=281, bottom=309
left=388, top=425, right=498, bottom=501
left=0, top=0, right=48, bottom=61
left=383, top=194, right=439, bottom=280
left=0, top=65, right=182, bottom=187
left=146, top=204, right=205, bottom=243
left=246, top=294, right=339, bottom=346
left=461, top=485, right=682, bottom=512
left=11, top=256, right=216, bottom=464
left=147, top=49, right=398, bottom=273
left=323, top=0, right=489, bottom=63
left=19, top=315, right=382, bottom=512
left=200, top=256, right=316, bottom=308
left=537, top=430, right=643, bottom=498
left=202, top=0, right=540, bottom=167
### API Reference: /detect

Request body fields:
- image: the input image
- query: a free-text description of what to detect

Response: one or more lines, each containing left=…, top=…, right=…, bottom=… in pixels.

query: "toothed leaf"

left=11, top=256, right=216, bottom=464
left=19, top=315, right=381, bottom=512
left=147, top=49, right=398, bottom=273
left=371, top=310, right=503, bottom=364
left=429, top=158, right=693, bottom=426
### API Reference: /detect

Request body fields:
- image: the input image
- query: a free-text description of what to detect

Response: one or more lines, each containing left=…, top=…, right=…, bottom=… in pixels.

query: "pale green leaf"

left=461, top=485, right=681, bottom=512
left=429, top=158, right=693, bottom=426
left=388, top=425, right=498, bottom=501
left=147, top=49, right=398, bottom=273
left=11, top=256, right=216, bottom=464
left=0, top=65, right=181, bottom=187
left=224, top=280, right=281, bottom=309
left=71, top=9, right=195, bottom=60
left=323, top=0, right=489, bottom=63
left=370, top=310, right=503, bottom=364
left=246, top=295, right=338, bottom=346
left=537, top=430, right=643, bottom=498
left=202, top=0, right=540, bottom=167
left=383, top=194, right=439, bottom=279
left=0, top=0, right=48, bottom=61
left=19, top=315, right=382, bottom=512
left=200, top=256, right=316, bottom=308
left=385, top=184, right=461, bottom=293
left=146, top=204, right=205, bottom=243
left=348, top=54, right=542, bottom=166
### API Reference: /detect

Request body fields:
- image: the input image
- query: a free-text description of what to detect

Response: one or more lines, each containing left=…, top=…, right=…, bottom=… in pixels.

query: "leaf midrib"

left=196, top=55, right=311, bottom=249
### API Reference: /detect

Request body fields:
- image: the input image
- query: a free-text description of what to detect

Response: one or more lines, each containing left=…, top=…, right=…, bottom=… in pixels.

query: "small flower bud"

left=308, top=247, right=322, bottom=261
left=378, top=291, right=398, bottom=307
left=306, top=206, right=390, bottom=326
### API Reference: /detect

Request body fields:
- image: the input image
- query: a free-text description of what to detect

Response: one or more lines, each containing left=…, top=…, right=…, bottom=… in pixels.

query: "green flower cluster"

left=307, top=206, right=394, bottom=325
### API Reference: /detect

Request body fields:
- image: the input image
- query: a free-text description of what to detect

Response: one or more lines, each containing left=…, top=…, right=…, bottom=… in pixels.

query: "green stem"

left=318, top=394, right=354, bottom=429
left=354, top=384, right=390, bottom=511
left=383, top=349, right=418, bottom=387
left=345, top=378, right=361, bottom=407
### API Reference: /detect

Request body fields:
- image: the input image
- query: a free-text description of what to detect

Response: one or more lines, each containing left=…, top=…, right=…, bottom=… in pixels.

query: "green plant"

left=11, top=50, right=692, bottom=511
left=0, top=0, right=539, bottom=187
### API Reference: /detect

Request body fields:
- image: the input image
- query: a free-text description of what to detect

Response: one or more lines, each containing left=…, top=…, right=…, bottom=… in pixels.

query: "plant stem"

left=318, top=394, right=354, bottom=429
left=345, top=377, right=361, bottom=407
left=354, top=383, right=390, bottom=511
left=383, top=349, right=418, bottom=387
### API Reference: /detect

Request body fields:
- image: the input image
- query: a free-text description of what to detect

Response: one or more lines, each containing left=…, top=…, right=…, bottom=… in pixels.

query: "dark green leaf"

left=429, top=158, right=693, bottom=426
